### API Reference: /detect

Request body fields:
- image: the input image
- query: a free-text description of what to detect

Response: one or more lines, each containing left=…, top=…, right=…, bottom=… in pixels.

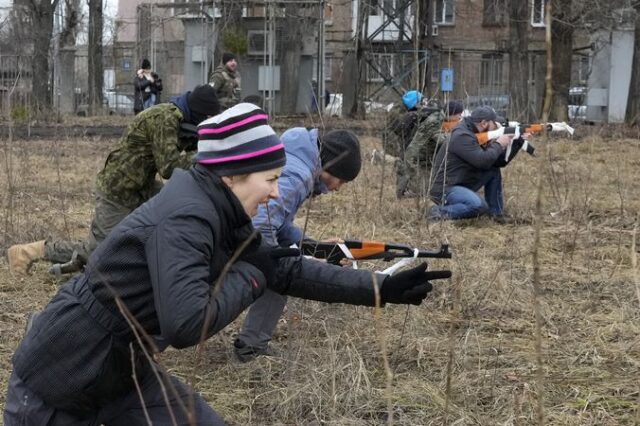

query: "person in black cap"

left=428, top=105, right=518, bottom=221
left=209, top=52, right=241, bottom=110
left=7, top=85, right=221, bottom=276
left=396, top=100, right=465, bottom=198
left=233, top=126, right=364, bottom=362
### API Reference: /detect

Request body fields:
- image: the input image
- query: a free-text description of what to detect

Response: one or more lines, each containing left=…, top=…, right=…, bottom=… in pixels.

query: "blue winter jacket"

left=253, top=128, right=328, bottom=246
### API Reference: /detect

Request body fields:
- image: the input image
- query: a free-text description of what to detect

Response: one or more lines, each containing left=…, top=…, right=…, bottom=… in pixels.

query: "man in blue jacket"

left=234, top=128, right=362, bottom=361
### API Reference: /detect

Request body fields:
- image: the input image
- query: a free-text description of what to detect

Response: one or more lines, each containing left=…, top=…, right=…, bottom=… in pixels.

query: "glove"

left=380, top=263, right=451, bottom=305
left=240, top=247, right=300, bottom=296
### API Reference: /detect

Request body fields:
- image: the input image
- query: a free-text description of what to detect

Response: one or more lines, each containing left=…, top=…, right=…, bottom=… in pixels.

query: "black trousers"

left=4, top=370, right=227, bottom=426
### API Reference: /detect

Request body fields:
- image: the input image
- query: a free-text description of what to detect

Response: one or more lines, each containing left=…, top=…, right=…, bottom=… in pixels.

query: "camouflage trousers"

left=395, top=159, right=431, bottom=198
left=43, top=192, right=135, bottom=265
left=395, top=137, right=439, bottom=198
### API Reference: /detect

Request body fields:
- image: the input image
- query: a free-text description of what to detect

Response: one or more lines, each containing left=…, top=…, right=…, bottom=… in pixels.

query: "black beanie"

left=141, top=59, right=151, bottom=69
left=222, top=52, right=236, bottom=65
left=320, top=130, right=362, bottom=182
left=447, top=100, right=464, bottom=116
left=187, top=85, right=221, bottom=125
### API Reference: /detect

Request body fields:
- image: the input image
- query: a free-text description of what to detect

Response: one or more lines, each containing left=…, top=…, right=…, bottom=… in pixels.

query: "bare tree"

left=60, top=0, right=82, bottom=48
left=88, top=0, right=103, bottom=115
left=508, top=0, right=530, bottom=121
left=626, top=3, right=640, bottom=125
left=279, top=4, right=307, bottom=113
left=22, top=0, right=60, bottom=114
left=544, top=0, right=573, bottom=121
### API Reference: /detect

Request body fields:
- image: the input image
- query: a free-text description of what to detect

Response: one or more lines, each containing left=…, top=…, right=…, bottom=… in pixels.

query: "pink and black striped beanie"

left=195, top=103, right=286, bottom=175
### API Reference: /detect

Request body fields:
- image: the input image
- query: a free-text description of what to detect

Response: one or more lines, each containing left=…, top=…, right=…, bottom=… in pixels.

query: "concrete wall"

left=608, top=30, right=634, bottom=122
left=183, top=19, right=214, bottom=92
left=587, top=29, right=634, bottom=123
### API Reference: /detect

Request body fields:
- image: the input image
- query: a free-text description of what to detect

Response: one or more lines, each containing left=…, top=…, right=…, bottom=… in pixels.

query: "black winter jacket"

left=430, top=117, right=504, bottom=202
left=12, top=164, right=384, bottom=416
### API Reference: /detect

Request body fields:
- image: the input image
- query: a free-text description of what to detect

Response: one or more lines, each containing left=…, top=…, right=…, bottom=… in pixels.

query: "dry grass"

left=0, top=128, right=639, bottom=425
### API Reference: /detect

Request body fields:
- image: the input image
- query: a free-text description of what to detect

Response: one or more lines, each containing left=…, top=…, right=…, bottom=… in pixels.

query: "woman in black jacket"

left=4, top=103, right=449, bottom=425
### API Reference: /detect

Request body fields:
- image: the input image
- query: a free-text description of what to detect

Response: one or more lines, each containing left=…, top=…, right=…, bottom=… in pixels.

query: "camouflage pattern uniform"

left=209, top=65, right=240, bottom=110
left=396, top=110, right=446, bottom=198
left=45, top=103, right=197, bottom=266
left=383, top=105, right=420, bottom=158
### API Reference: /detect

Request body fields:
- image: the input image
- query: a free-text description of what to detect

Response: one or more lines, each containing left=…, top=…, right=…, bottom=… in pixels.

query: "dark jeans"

left=4, top=370, right=226, bottom=425
left=430, top=168, right=504, bottom=219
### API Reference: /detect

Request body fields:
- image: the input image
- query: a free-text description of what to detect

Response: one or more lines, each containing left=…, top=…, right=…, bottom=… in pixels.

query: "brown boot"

left=7, top=240, right=46, bottom=275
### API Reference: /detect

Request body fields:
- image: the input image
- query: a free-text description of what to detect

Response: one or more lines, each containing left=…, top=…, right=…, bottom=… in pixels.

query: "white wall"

left=608, top=30, right=634, bottom=122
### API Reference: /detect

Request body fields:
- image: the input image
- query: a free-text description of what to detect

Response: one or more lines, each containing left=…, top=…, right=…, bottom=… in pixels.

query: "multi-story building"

left=113, top=0, right=325, bottom=113
left=325, top=0, right=592, bottom=119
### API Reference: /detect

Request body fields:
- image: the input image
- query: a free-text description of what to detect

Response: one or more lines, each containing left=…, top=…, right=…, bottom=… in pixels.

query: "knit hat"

left=402, top=90, right=423, bottom=110
left=188, top=85, right=221, bottom=125
left=141, top=59, right=151, bottom=70
left=447, top=100, right=464, bottom=116
left=222, top=52, right=236, bottom=65
left=320, top=130, right=362, bottom=182
left=196, top=103, right=285, bottom=176
left=470, top=106, right=498, bottom=123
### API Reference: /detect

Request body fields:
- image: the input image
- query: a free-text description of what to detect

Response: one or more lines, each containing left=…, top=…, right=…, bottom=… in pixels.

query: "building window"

left=434, top=0, right=454, bottom=25
left=312, top=56, right=333, bottom=81
left=430, top=55, right=440, bottom=84
left=247, top=31, right=273, bottom=56
left=367, top=53, right=394, bottom=82
left=480, top=53, right=503, bottom=87
left=531, top=0, right=547, bottom=27
left=483, top=0, right=506, bottom=26
left=572, top=55, right=590, bottom=85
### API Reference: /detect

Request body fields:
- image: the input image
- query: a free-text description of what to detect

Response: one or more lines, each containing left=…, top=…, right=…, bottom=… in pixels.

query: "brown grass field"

left=0, top=126, right=639, bottom=425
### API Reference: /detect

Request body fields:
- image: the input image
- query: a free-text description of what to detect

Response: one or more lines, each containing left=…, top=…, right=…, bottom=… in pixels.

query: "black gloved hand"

left=380, top=263, right=451, bottom=305
left=240, top=247, right=300, bottom=296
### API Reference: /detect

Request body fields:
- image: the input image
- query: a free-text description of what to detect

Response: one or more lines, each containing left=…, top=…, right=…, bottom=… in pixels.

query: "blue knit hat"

left=402, top=90, right=423, bottom=110
left=196, top=103, right=286, bottom=175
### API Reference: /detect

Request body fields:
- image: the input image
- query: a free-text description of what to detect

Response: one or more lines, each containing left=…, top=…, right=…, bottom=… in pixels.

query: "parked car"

left=76, top=91, right=134, bottom=116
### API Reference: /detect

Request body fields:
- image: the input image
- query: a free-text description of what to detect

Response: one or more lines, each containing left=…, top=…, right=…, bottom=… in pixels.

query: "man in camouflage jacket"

left=395, top=100, right=464, bottom=198
left=6, top=85, right=220, bottom=275
left=209, top=52, right=241, bottom=110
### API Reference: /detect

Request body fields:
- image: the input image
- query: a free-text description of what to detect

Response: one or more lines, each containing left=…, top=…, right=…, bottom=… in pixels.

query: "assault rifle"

left=476, top=121, right=575, bottom=163
left=299, top=239, right=452, bottom=275
left=177, top=122, right=199, bottom=151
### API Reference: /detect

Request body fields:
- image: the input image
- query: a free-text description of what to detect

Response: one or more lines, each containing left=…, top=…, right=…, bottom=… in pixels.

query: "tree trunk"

left=625, top=3, right=640, bottom=125
left=279, top=4, right=304, bottom=113
left=347, top=0, right=366, bottom=119
left=60, top=0, right=81, bottom=48
left=28, top=0, right=59, bottom=114
left=217, top=0, right=245, bottom=64
left=547, top=0, right=573, bottom=122
left=508, top=0, right=530, bottom=121
left=88, top=0, right=104, bottom=116
left=420, top=0, right=433, bottom=95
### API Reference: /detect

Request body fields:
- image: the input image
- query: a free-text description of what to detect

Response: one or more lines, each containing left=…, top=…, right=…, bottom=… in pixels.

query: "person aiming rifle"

left=428, top=106, right=533, bottom=223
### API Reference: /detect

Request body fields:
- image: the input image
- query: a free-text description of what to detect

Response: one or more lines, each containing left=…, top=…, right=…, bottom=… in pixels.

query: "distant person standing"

left=133, top=59, right=162, bottom=114
left=209, top=52, right=241, bottom=110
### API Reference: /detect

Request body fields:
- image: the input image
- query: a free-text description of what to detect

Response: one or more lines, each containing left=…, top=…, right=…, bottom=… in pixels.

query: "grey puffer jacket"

left=12, top=164, right=384, bottom=416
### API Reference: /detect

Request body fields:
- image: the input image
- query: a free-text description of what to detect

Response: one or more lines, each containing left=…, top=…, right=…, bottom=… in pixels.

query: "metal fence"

left=0, top=54, right=33, bottom=120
